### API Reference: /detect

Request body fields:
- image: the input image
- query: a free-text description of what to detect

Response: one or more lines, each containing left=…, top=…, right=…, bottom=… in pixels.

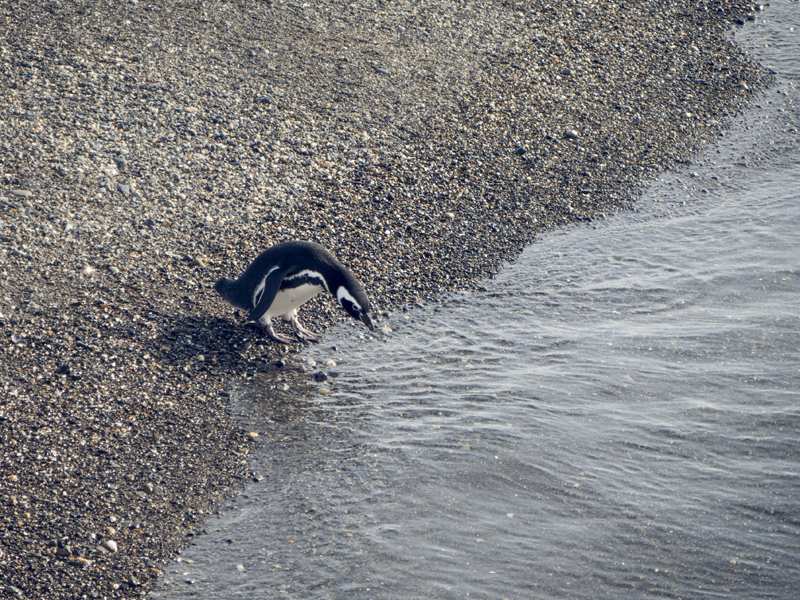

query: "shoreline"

left=0, top=1, right=772, bottom=598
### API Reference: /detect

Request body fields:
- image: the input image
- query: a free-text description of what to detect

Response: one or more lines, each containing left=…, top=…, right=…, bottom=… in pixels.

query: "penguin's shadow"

left=151, top=313, right=279, bottom=374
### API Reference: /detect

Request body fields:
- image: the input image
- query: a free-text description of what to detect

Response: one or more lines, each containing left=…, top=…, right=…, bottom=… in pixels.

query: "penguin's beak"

left=361, top=313, right=375, bottom=331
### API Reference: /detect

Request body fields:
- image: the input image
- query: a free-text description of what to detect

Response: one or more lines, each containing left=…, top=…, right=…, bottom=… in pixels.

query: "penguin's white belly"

left=263, top=283, right=325, bottom=320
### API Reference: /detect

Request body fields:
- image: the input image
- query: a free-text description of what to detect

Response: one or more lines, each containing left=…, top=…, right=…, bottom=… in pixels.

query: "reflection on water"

left=152, top=6, right=800, bottom=599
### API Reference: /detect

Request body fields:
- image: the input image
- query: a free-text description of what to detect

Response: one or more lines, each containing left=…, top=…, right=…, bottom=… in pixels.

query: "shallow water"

left=152, top=5, right=800, bottom=599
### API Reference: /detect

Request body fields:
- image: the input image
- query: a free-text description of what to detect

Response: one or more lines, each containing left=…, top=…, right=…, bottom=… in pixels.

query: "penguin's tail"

left=214, top=278, right=235, bottom=303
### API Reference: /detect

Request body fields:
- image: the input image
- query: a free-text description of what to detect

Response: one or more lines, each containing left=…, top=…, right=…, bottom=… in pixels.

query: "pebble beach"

left=0, top=0, right=772, bottom=598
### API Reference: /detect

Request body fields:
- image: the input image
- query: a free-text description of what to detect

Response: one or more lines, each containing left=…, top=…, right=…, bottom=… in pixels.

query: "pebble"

left=314, top=371, right=328, bottom=382
left=247, top=431, right=260, bottom=441
left=9, top=189, right=32, bottom=198
left=141, top=482, right=155, bottom=494
left=564, top=129, right=580, bottom=139
left=117, top=184, right=131, bottom=195
left=102, top=540, right=118, bottom=553
left=68, top=558, right=93, bottom=569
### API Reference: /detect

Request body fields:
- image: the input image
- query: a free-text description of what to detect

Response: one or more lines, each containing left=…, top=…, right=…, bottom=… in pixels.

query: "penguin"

left=214, top=241, right=374, bottom=343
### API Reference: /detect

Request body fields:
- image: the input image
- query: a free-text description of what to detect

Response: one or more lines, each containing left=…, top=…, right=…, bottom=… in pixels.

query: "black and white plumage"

left=214, top=241, right=374, bottom=343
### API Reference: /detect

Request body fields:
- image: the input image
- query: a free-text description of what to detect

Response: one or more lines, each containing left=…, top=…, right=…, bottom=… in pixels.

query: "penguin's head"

left=336, top=284, right=374, bottom=331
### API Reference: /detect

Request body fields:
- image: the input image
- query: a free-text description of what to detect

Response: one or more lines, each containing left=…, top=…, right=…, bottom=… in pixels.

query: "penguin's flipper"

left=247, top=266, right=291, bottom=324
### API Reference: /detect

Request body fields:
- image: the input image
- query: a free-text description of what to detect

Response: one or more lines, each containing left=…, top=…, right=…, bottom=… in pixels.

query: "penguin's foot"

left=289, top=316, right=320, bottom=343
left=264, top=322, right=293, bottom=344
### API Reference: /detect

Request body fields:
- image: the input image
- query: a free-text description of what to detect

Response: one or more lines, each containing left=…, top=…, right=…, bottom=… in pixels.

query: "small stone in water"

left=314, top=371, right=328, bottom=382
left=564, top=129, right=580, bottom=139
left=247, top=431, right=259, bottom=441
left=236, top=564, right=245, bottom=572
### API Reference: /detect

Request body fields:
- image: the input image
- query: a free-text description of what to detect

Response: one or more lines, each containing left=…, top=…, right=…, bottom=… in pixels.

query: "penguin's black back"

left=215, top=241, right=370, bottom=312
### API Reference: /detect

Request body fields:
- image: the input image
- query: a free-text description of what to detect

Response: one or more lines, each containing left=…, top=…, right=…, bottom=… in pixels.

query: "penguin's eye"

left=341, top=299, right=360, bottom=316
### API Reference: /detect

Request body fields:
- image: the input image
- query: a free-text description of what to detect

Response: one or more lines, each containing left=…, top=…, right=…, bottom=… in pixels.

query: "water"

left=152, top=5, right=800, bottom=599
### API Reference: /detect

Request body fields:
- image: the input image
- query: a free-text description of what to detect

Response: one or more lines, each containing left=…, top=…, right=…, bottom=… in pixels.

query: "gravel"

left=0, top=0, right=771, bottom=598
